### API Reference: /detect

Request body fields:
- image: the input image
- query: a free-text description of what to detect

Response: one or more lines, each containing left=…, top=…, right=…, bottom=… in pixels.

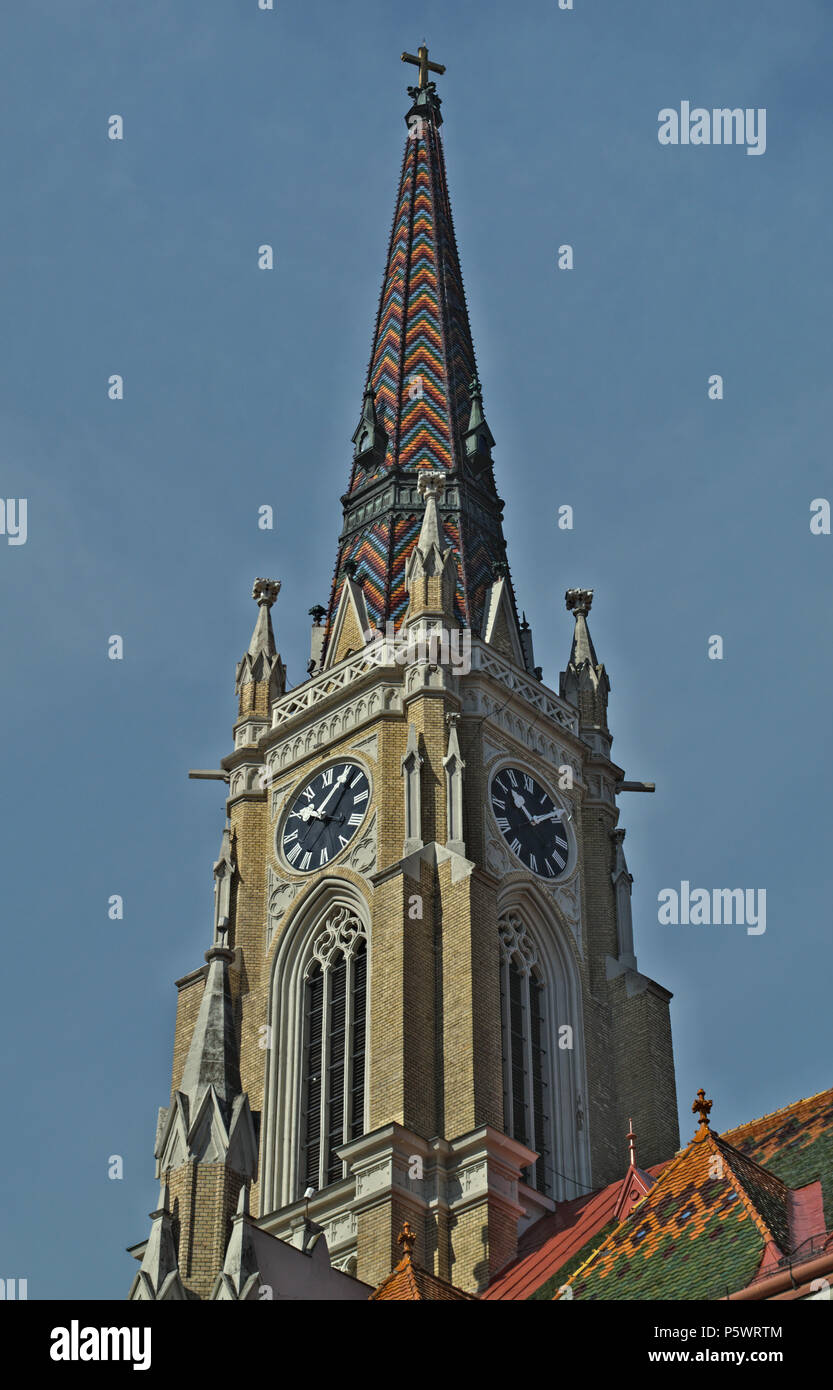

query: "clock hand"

left=314, top=766, right=351, bottom=817
left=531, top=808, right=568, bottom=826
left=510, top=789, right=534, bottom=822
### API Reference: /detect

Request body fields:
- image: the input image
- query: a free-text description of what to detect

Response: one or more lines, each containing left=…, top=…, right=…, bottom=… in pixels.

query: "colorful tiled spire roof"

left=322, top=50, right=524, bottom=665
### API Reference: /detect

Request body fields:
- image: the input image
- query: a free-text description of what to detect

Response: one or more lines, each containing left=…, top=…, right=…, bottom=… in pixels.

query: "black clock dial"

left=490, top=766, right=569, bottom=879
left=281, top=762, right=370, bottom=873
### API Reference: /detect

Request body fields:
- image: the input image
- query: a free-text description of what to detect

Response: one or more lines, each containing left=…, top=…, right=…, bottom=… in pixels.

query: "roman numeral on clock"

left=322, top=768, right=334, bottom=786
left=353, top=790, right=368, bottom=802
left=510, top=838, right=522, bottom=855
left=529, top=854, right=538, bottom=873
left=319, top=848, right=329, bottom=866
left=496, top=816, right=510, bottom=833
left=492, top=796, right=506, bottom=810
left=523, top=774, right=534, bottom=793
left=348, top=813, right=363, bottom=826
left=286, top=844, right=301, bottom=864
left=300, top=852, right=312, bottom=871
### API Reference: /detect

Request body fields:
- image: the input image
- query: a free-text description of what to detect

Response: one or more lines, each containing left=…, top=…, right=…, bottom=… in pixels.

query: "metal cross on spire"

left=401, top=43, right=446, bottom=90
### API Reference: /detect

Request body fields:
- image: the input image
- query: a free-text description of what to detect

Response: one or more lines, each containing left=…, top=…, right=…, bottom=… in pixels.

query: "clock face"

left=490, top=767, right=570, bottom=880
left=280, top=762, right=370, bottom=873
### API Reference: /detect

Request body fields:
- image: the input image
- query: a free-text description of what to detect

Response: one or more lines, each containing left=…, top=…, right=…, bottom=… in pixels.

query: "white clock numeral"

left=496, top=816, right=510, bottom=833
left=322, top=768, right=334, bottom=786
left=529, top=854, right=538, bottom=873
left=510, top=838, right=522, bottom=855
left=286, top=844, right=301, bottom=864
left=494, top=779, right=506, bottom=795
left=348, top=812, right=363, bottom=826
left=551, top=848, right=566, bottom=870
left=544, top=859, right=555, bottom=877
left=351, top=773, right=363, bottom=787
left=507, top=769, right=518, bottom=786
left=338, top=835, right=350, bottom=849
left=492, top=796, right=506, bottom=810
left=523, top=774, right=534, bottom=793
left=302, top=786, right=315, bottom=801
left=353, top=790, right=368, bottom=802
left=319, top=848, right=329, bottom=866
left=284, top=829, right=298, bottom=844
left=300, top=852, right=312, bottom=871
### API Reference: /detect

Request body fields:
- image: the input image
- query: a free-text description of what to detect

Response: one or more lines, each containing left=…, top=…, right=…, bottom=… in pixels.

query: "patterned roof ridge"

left=711, top=1132, right=791, bottom=1253
left=722, top=1084, right=833, bottom=1147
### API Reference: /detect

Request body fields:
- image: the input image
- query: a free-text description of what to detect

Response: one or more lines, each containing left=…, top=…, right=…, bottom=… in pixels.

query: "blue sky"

left=1, top=0, right=830, bottom=1298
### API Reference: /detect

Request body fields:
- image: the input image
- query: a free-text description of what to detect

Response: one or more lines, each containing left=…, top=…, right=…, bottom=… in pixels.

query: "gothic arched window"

left=299, top=907, right=367, bottom=1195
left=499, top=915, right=552, bottom=1196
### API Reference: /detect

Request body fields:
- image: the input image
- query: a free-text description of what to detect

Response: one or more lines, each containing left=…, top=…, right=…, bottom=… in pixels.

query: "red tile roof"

left=370, top=1253, right=477, bottom=1301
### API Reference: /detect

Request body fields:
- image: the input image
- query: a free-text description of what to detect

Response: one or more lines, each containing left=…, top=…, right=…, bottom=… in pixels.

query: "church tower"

left=129, top=47, right=678, bottom=1299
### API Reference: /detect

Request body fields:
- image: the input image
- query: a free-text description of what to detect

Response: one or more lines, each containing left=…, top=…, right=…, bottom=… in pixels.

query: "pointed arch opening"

left=262, top=881, right=371, bottom=1212
left=497, top=886, right=591, bottom=1202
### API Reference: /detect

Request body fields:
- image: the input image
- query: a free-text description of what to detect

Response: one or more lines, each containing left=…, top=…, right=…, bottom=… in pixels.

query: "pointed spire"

left=215, top=1182, right=261, bottom=1300
left=178, top=943, right=241, bottom=1112
left=321, top=60, right=521, bottom=660
left=560, top=588, right=610, bottom=731
left=235, top=578, right=286, bottom=716
left=351, top=386, right=389, bottom=471
left=612, top=1121, right=657, bottom=1222
left=566, top=588, right=598, bottom=667
left=413, top=470, right=450, bottom=568
left=463, top=375, right=495, bottom=470
left=405, top=472, right=457, bottom=619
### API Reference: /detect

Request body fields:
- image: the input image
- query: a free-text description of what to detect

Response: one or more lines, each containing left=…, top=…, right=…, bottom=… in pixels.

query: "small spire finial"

left=626, top=1118, right=637, bottom=1168
left=692, top=1088, right=713, bottom=1131
left=398, top=1221, right=417, bottom=1257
